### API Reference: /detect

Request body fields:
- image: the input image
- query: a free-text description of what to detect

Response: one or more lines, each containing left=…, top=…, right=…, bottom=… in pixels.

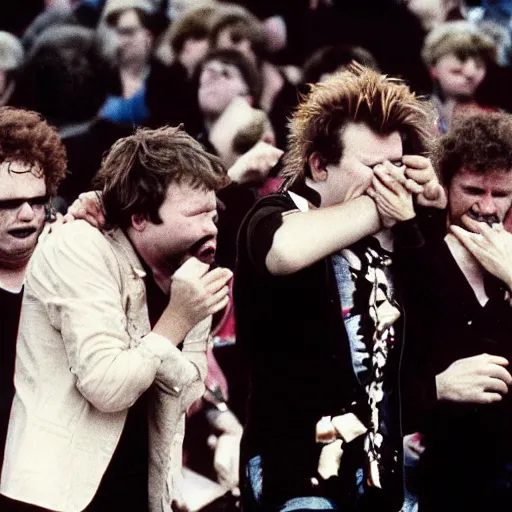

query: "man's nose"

left=208, top=218, right=218, bottom=238
left=477, top=193, right=498, bottom=214
left=17, top=202, right=36, bottom=222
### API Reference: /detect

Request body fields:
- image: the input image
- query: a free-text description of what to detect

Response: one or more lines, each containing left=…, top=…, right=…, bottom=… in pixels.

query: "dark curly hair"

left=0, top=107, right=67, bottom=195
left=433, top=113, right=512, bottom=186
left=93, top=125, right=229, bottom=230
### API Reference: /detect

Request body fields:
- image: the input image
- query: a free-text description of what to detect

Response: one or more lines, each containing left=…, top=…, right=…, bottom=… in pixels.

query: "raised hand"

left=168, top=258, right=232, bottom=334
left=366, top=161, right=415, bottom=228
left=403, top=155, right=447, bottom=209
left=228, top=141, right=283, bottom=185
left=450, top=215, right=512, bottom=290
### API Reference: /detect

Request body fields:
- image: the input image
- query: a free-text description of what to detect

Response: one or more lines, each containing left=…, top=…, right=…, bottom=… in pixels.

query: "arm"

left=29, top=223, right=229, bottom=413
left=265, top=195, right=381, bottom=275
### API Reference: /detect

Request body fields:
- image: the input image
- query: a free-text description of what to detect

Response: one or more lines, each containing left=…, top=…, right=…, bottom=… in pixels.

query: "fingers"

left=478, top=392, right=504, bottom=404
left=202, top=267, right=233, bottom=289
left=206, top=285, right=230, bottom=309
left=484, top=354, right=510, bottom=367
left=402, top=154, right=431, bottom=172
left=404, top=178, right=424, bottom=195
left=209, top=295, right=230, bottom=315
left=373, top=167, right=406, bottom=196
left=379, top=162, right=407, bottom=184
left=450, top=225, right=483, bottom=251
left=174, top=257, right=210, bottom=280
left=485, top=376, right=509, bottom=395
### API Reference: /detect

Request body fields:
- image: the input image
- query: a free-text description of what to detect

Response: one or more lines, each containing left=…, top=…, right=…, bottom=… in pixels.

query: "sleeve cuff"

left=392, top=217, right=425, bottom=248
left=139, top=332, right=199, bottom=396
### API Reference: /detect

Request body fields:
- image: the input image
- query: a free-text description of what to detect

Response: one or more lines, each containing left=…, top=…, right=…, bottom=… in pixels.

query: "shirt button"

left=173, top=386, right=181, bottom=394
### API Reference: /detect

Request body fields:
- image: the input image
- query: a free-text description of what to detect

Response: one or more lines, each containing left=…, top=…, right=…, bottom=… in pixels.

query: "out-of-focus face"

left=215, top=26, right=258, bottom=68
left=431, top=54, right=486, bottom=100
left=312, top=122, right=403, bottom=208
left=447, top=167, right=512, bottom=229
left=137, top=180, right=219, bottom=273
left=403, top=0, right=455, bottom=31
left=198, top=59, right=250, bottom=119
left=114, top=9, right=153, bottom=65
left=0, top=161, right=47, bottom=270
left=179, top=37, right=210, bottom=76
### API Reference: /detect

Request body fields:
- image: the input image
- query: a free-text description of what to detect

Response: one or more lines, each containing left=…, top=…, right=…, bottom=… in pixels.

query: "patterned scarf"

left=331, top=236, right=401, bottom=489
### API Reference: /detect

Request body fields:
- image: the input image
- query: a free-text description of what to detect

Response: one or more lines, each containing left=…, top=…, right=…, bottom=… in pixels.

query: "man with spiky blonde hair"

left=234, top=65, right=445, bottom=512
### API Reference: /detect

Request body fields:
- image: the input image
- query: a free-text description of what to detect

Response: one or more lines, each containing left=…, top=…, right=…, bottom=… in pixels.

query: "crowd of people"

left=1, top=0, right=512, bottom=511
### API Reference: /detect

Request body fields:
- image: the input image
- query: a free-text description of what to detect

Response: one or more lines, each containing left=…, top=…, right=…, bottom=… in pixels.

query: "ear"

left=309, top=152, right=328, bottom=182
left=131, top=213, right=147, bottom=232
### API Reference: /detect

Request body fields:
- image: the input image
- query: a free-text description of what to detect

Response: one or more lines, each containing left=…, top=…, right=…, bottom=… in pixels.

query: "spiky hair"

left=282, top=64, right=435, bottom=185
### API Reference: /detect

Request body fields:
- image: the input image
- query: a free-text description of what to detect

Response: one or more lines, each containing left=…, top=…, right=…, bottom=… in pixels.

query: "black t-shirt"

left=234, top=192, right=393, bottom=506
left=0, top=286, right=23, bottom=479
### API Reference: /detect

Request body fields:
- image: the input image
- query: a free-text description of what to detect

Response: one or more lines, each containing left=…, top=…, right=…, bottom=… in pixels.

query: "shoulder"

left=34, top=220, right=116, bottom=268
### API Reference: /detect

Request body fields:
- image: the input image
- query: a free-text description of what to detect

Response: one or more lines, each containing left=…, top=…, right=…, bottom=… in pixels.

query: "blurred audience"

left=422, top=20, right=497, bottom=132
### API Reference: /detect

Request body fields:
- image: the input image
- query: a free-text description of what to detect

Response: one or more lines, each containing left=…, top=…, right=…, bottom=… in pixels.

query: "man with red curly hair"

left=234, top=65, right=446, bottom=512
left=0, top=106, right=67, bottom=483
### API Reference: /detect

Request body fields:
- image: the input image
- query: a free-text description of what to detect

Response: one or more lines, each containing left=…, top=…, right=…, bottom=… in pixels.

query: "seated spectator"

left=422, top=20, right=498, bottom=132
left=209, top=4, right=299, bottom=149
left=196, top=48, right=262, bottom=153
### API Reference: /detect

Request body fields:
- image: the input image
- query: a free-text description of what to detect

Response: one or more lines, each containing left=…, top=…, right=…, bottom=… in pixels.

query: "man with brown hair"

left=0, top=126, right=232, bottom=512
left=234, top=64, right=445, bottom=512
left=399, top=112, right=512, bottom=511
left=0, top=106, right=67, bottom=490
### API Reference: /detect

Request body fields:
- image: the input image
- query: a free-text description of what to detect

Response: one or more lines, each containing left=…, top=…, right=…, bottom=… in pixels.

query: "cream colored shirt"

left=1, top=220, right=210, bottom=512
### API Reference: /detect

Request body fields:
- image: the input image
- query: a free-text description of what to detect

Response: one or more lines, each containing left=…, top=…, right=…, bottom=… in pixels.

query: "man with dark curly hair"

left=398, top=112, right=512, bottom=511
left=234, top=64, right=446, bottom=512
left=0, top=106, right=67, bottom=486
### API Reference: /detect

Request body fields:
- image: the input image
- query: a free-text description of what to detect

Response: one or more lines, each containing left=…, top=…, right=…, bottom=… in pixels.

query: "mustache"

left=467, top=209, right=500, bottom=227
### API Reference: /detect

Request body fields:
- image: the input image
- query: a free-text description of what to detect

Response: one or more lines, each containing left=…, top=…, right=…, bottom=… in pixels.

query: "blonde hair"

left=422, top=21, right=497, bottom=68
left=282, top=64, right=435, bottom=185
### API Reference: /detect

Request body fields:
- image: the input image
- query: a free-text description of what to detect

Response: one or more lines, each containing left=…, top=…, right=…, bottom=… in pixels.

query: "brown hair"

left=0, top=107, right=67, bottom=195
left=209, top=4, right=266, bottom=59
left=282, top=64, right=435, bottom=185
left=433, top=113, right=512, bottom=186
left=93, top=125, right=228, bottom=229
left=422, top=21, right=496, bottom=68
left=169, top=5, right=217, bottom=55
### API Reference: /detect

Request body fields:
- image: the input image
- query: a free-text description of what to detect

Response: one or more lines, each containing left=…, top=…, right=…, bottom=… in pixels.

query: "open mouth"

left=8, top=227, right=37, bottom=239
left=192, top=239, right=217, bottom=265
left=196, top=245, right=216, bottom=265
left=467, top=210, right=499, bottom=227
